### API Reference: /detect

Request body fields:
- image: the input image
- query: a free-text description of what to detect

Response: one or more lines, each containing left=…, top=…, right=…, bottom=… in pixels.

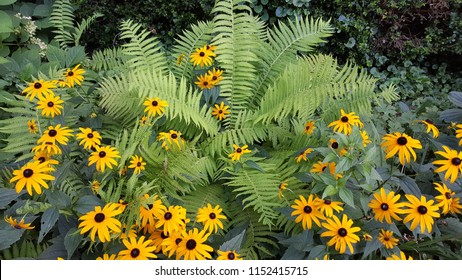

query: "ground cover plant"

left=0, top=0, right=461, bottom=260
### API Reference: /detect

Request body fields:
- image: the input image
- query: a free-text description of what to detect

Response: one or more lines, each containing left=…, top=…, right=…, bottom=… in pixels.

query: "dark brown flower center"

left=209, top=213, right=216, bottom=219
left=98, top=151, right=106, bottom=158
left=186, top=239, right=196, bottom=250
left=384, top=237, right=390, bottom=241
left=445, top=192, right=452, bottom=199
left=175, top=238, right=182, bottom=245
left=212, top=76, right=218, bottom=80
left=130, top=248, right=140, bottom=258
left=305, top=126, right=310, bottom=130
left=14, top=225, right=22, bottom=229
left=452, top=158, right=461, bottom=166
left=322, top=166, right=327, bottom=171
left=236, top=148, right=242, bottom=153
left=137, top=162, right=142, bottom=167
left=48, top=129, right=57, bottom=137
left=23, top=168, right=33, bottom=178
left=417, top=205, right=427, bottom=214
left=331, top=142, right=339, bottom=149
left=161, top=232, right=169, bottom=239
left=380, top=203, right=389, bottom=211
left=38, top=157, right=46, bottom=163
left=338, top=228, right=347, bottom=237
left=303, top=206, right=312, bottom=213
left=151, top=100, right=158, bottom=106
left=164, top=212, right=172, bottom=220
left=218, top=110, right=223, bottom=114
left=147, top=204, right=153, bottom=210
left=34, top=82, right=42, bottom=89
left=67, top=71, right=74, bottom=77
left=324, top=199, right=331, bottom=205
left=228, top=252, right=235, bottom=260
left=199, top=52, right=205, bottom=57
left=203, top=81, right=208, bottom=86
left=397, top=136, right=407, bottom=145
left=341, top=116, right=349, bottom=122
left=47, top=101, right=54, bottom=107
left=87, top=133, right=94, bottom=139
left=94, top=213, right=105, bottom=223
left=171, top=133, right=178, bottom=139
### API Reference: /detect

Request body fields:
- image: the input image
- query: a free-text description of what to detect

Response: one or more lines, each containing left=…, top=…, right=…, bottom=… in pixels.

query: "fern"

left=73, top=13, right=103, bottom=46
left=120, top=20, right=168, bottom=73
left=49, top=0, right=75, bottom=48
left=90, top=47, right=129, bottom=72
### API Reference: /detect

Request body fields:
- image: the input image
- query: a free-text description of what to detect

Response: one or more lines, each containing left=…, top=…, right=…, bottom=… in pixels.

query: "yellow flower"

left=190, top=45, right=216, bottom=67
left=278, top=181, right=288, bottom=199
left=304, top=120, right=316, bottom=135
left=88, top=145, right=121, bottom=172
left=36, top=92, right=64, bottom=118
left=64, top=64, right=85, bottom=87
left=119, top=236, right=157, bottom=260
left=27, top=119, right=38, bottom=134
left=207, top=67, right=223, bottom=85
left=195, top=74, right=214, bottom=90
left=295, top=147, right=313, bottom=163
left=228, top=144, right=251, bottom=161
left=363, top=233, right=373, bottom=241
left=139, top=194, right=165, bottom=230
left=378, top=229, right=399, bottom=249
left=161, top=230, right=183, bottom=259
left=455, top=124, right=462, bottom=145
left=140, top=115, right=149, bottom=125
left=4, top=216, right=35, bottom=230
left=176, top=53, right=186, bottom=65
left=176, top=228, right=213, bottom=260
left=157, top=130, right=185, bottom=150
left=360, top=130, right=371, bottom=147
left=321, top=214, right=361, bottom=254
left=386, top=251, right=413, bottom=260
left=78, top=203, right=123, bottom=242
left=128, top=155, right=146, bottom=175
left=9, top=161, right=55, bottom=195
left=143, top=97, right=168, bottom=118
left=91, top=180, right=100, bottom=194
left=291, top=194, right=325, bottom=230
left=311, top=161, right=342, bottom=179
left=402, top=194, right=440, bottom=234
left=381, top=132, right=422, bottom=165
left=211, top=101, right=230, bottom=121
left=368, top=188, right=405, bottom=224
left=217, top=250, right=243, bottom=260
left=37, top=124, right=74, bottom=146
left=314, top=197, right=343, bottom=217
left=148, top=229, right=170, bottom=254
left=96, top=254, right=118, bottom=260
left=329, top=139, right=347, bottom=156
left=433, top=145, right=462, bottom=183
left=22, top=79, right=57, bottom=101
left=155, top=205, right=187, bottom=235
left=327, top=109, right=363, bottom=135
left=32, top=141, right=62, bottom=155
left=420, top=119, right=439, bottom=138
left=76, top=127, right=102, bottom=150
left=196, top=204, right=227, bottom=233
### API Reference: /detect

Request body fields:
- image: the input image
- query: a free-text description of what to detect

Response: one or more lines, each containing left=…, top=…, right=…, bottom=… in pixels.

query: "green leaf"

left=393, top=174, right=421, bottom=197
left=0, top=57, right=9, bottom=64
left=0, top=11, right=13, bottom=33
left=339, top=187, right=355, bottom=208
left=66, top=46, right=86, bottom=67
left=33, top=4, right=52, bottom=17
left=322, top=185, right=337, bottom=198
left=335, top=156, right=353, bottom=173
left=46, top=45, right=66, bottom=67
left=74, top=195, right=104, bottom=214
left=362, top=235, right=382, bottom=259
left=0, top=223, right=24, bottom=250
left=0, top=188, right=25, bottom=209
left=44, top=189, right=71, bottom=209
left=38, top=206, right=59, bottom=243
left=245, top=160, right=266, bottom=173
left=219, top=229, right=245, bottom=252
left=64, top=228, right=82, bottom=259
left=0, top=0, right=17, bottom=5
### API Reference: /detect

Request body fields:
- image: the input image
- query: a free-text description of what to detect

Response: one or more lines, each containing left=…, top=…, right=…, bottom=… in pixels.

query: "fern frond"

left=73, top=12, right=103, bottom=46
left=120, top=20, right=168, bottom=73
left=180, top=184, right=230, bottom=222
left=49, top=0, right=75, bottom=49
left=171, top=21, right=214, bottom=79
left=90, top=47, right=129, bottom=72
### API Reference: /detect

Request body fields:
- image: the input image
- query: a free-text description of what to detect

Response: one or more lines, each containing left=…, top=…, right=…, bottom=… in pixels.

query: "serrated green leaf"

left=64, top=228, right=82, bottom=259
left=38, top=206, right=59, bottom=243
left=0, top=188, right=25, bottom=209
left=339, top=187, right=355, bottom=208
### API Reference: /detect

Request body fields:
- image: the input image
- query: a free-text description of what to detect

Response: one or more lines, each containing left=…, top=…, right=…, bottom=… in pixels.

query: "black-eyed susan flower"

left=10, top=161, right=55, bottom=195
left=368, top=188, right=405, bottom=224
left=139, top=194, right=165, bottom=230
left=321, top=214, right=361, bottom=254
left=119, top=236, right=157, bottom=260
left=4, top=216, right=35, bottom=230
left=143, top=97, right=168, bottom=118
left=386, top=251, right=413, bottom=260
left=314, top=197, right=343, bottom=218
left=37, top=124, right=74, bottom=146
left=378, top=229, right=399, bottom=249
left=190, top=45, right=216, bottom=67
left=291, top=194, right=326, bottom=230
left=22, top=79, right=56, bottom=101
left=64, top=64, right=85, bottom=87
left=176, top=53, right=186, bottom=65
left=278, top=181, right=288, bottom=199
left=115, top=199, right=129, bottom=212
left=455, top=124, right=462, bottom=145
left=36, top=92, right=64, bottom=118
left=161, top=230, right=183, bottom=259
left=76, top=127, right=102, bottom=150
left=207, top=67, right=223, bottom=85
left=381, top=132, right=422, bottom=165
left=433, top=145, right=462, bottom=183
left=176, top=228, right=213, bottom=260
left=311, top=161, right=328, bottom=173
left=295, top=147, right=313, bottom=163
left=433, top=182, right=462, bottom=215
left=155, top=205, right=187, bottom=235
left=96, top=254, right=118, bottom=260
left=33, top=150, right=59, bottom=167
left=211, top=102, right=230, bottom=121
left=402, top=194, right=440, bottom=234
left=360, top=130, right=371, bottom=147
left=27, top=119, right=38, bottom=134
left=128, top=155, right=146, bottom=175
left=329, top=139, right=347, bottom=156
left=327, top=109, right=363, bottom=135
left=91, top=180, right=100, bottom=194
left=140, top=115, right=149, bottom=125
left=196, top=204, right=227, bottom=234
left=363, top=233, right=373, bottom=241
left=88, top=145, right=120, bottom=172
left=217, top=250, right=243, bottom=260
left=118, top=224, right=138, bottom=240
left=148, top=229, right=169, bottom=254
left=32, top=141, right=62, bottom=155
left=195, top=74, right=214, bottom=90
left=420, top=119, right=439, bottom=138
left=78, top=203, right=123, bottom=242
left=157, top=130, right=185, bottom=151
left=228, top=144, right=251, bottom=161
left=304, top=120, right=316, bottom=135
